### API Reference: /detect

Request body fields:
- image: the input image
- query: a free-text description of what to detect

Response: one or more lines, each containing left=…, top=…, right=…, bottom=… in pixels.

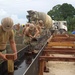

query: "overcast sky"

left=0, top=0, right=75, bottom=25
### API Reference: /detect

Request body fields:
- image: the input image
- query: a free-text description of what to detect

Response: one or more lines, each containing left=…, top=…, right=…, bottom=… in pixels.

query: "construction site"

left=0, top=10, right=75, bottom=75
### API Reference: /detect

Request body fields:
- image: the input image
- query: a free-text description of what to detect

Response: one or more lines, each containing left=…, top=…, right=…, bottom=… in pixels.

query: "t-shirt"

left=0, top=26, right=14, bottom=50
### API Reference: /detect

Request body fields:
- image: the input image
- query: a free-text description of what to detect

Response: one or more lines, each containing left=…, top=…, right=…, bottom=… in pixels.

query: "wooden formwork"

left=39, top=34, right=75, bottom=75
left=6, top=54, right=14, bottom=74
left=51, top=34, right=75, bottom=42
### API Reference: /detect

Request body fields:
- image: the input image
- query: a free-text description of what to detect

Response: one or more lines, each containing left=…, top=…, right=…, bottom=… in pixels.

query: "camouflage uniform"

left=23, top=35, right=31, bottom=46
left=23, top=24, right=38, bottom=52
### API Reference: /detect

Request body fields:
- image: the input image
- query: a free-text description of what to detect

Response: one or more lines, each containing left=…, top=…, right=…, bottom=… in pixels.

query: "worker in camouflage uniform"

left=0, top=17, right=17, bottom=63
left=23, top=24, right=39, bottom=52
left=23, top=23, right=39, bottom=64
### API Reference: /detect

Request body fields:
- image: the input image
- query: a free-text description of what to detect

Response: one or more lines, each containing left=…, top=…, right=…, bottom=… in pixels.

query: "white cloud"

left=0, top=0, right=75, bottom=24
left=0, top=9, right=9, bottom=24
left=0, top=9, right=8, bottom=16
left=0, top=9, right=27, bottom=25
left=11, top=14, right=27, bottom=24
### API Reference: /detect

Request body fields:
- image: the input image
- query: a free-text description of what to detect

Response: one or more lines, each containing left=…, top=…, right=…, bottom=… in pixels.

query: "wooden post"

left=6, top=54, right=14, bottom=73
left=47, top=35, right=53, bottom=43
left=39, top=59, right=44, bottom=75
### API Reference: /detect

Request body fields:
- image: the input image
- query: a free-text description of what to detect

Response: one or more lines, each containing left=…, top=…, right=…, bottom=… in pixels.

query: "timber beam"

left=44, top=47, right=75, bottom=50
left=48, top=42, right=75, bottom=47
left=53, top=34, right=68, bottom=37
left=6, top=54, right=14, bottom=74
left=51, top=37, right=75, bottom=42
left=39, top=56, right=75, bottom=62
left=43, top=50, right=75, bottom=54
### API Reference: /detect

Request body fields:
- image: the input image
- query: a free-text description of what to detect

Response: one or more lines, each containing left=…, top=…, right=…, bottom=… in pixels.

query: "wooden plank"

left=53, top=34, right=67, bottom=37
left=48, top=42, right=75, bottom=47
left=7, top=60, right=14, bottom=73
left=47, top=35, right=53, bottom=42
left=40, top=56, right=75, bottom=62
left=51, top=37, right=75, bottom=42
left=53, top=34, right=75, bottom=39
left=51, top=39, right=75, bottom=42
left=69, top=34, right=75, bottom=37
left=53, top=34, right=75, bottom=37
left=52, top=37, right=68, bottom=39
left=6, top=54, right=14, bottom=73
left=45, top=47, right=75, bottom=50
left=39, top=60, right=44, bottom=75
left=43, top=50, right=75, bottom=54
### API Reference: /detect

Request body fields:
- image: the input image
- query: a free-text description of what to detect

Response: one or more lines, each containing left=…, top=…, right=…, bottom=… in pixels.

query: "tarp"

left=72, top=31, right=75, bottom=34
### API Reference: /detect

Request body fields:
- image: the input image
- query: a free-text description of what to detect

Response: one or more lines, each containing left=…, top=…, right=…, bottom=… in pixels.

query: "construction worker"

left=0, top=17, right=17, bottom=62
left=22, top=23, right=30, bottom=45
left=23, top=23, right=40, bottom=52
left=38, top=20, right=45, bottom=35
left=23, top=23, right=40, bottom=64
left=14, top=23, right=21, bottom=37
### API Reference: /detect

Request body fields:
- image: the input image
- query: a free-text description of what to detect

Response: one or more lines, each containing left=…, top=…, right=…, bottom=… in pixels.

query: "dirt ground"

left=44, top=54, right=75, bottom=75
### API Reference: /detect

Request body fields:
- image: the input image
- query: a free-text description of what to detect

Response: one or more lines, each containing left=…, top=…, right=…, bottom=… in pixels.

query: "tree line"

left=47, top=3, right=75, bottom=32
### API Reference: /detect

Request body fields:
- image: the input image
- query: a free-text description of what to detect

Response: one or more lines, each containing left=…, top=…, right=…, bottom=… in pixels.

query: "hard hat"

left=1, top=17, right=14, bottom=31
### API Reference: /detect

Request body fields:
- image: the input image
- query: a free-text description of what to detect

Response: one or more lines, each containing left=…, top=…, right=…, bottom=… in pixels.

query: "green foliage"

left=47, top=3, right=75, bottom=32
left=59, top=3, right=75, bottom=19
left=48, top=4, right=62, bottom=20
